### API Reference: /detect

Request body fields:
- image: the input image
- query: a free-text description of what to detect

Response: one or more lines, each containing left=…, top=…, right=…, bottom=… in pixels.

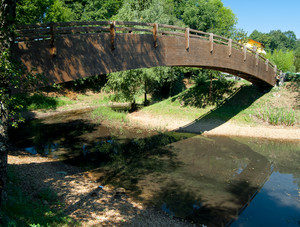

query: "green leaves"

left=179, top=0, right=236, bottom=35
left=266, top=49, right=295, bottom=72
left=16, top=0, right=74, bottom=24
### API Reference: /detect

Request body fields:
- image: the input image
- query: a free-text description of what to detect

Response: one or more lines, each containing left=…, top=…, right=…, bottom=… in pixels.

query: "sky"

left=222, top=0, right=300, bottom=39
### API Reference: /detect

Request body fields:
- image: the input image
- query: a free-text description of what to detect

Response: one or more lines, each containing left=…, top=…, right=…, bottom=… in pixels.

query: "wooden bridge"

left=13, top=21, right=278, bottom=87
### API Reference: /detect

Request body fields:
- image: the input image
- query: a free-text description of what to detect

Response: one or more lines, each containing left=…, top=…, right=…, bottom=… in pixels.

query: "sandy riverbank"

left=129, top=111, right=300, bottom=141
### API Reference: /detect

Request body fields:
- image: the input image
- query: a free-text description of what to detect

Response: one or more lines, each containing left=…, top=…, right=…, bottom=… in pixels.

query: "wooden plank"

left=116, top=21, right=153, bottom=27
left=158, top=24, right=186, bottom=31
left=189, top=34, right=209, bottom=41
left=56, top=26, right=109, bottom=34
left=116, top=27, right=152, bottom=33
left=153, top=23, right=158, bottom=48
left=185, top=27, right=189, bottom=51
left=158, top=31, right=185, bottom=37
left=189, top=28, right=209, bottom=36
left=256, top=52, right=259, bottom=66
left=110, top=21, right=116, bottom=50
left=228, top=39, right=232, bottom=57
left=209, top=33, right=213, bottom=52
left=50, top=24, right=56, bottom=56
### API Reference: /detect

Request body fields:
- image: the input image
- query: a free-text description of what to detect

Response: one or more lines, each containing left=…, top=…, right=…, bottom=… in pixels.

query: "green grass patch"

left=92, top=106, right=128, bottom=122
left=142, top=96, right=212, bottom=121
left=255, top=107, right=298, bottom=126
left=1, top=166, right=77, bottom=227
left=13, top=93, right=75, bottom=111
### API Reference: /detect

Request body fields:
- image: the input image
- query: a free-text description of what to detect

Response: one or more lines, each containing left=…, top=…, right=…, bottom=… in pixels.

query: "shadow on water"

left=176, top=85, right=270, bottom=133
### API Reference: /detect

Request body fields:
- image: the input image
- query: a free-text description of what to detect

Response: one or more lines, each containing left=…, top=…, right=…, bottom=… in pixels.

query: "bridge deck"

left=13, top=21, right=278, bottom=87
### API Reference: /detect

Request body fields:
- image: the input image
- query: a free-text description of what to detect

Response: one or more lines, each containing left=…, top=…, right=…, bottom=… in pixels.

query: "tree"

left=266, top=49, right=295, bottom=72
left=1, top=0, right=41, bottom=206
left=16, top=0, right=73, bottom=24
left=80, top=0, right=123, bottom=21
left=294, top=46, right=300, bottom=72
left=103, top=69, right=146, bottom=110
left=249, top=29, right=297, bottom=53
left=0, top=0, right=17, bottom=205
left=113, top=0, right=182, bottom=25
left=177, top=0, right=237, bottom=36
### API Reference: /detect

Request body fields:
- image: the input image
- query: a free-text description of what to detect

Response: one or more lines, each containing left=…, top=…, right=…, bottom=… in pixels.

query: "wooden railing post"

left=50, top=23, right=56, bottom=56
left=266, top=59, right=269, bottom=72
left=153, top=23, right=158, bottom=48
left=274, top=65, right=277, bottom=74
left=255, top=52, right=259, bottom=66
left=185, top=27, right=190, bottom=51
left=243, top=45, right=247, bottom=61
left=228, top=39, right=232, bottom=57
left=110, top=21, right=116, bottom=51
left=209, top=33, right=213, bottom=53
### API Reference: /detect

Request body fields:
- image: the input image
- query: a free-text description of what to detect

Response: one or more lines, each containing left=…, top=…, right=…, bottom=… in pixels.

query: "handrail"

left=15, top=21, right=278, bottom=75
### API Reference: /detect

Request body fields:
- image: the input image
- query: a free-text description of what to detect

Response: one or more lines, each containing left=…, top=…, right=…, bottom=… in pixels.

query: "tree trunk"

left=0, top=0, right=16, bottom=206
left=0, top=119, right=8, bottom=205
left=144, top=80, right=148, bottom=106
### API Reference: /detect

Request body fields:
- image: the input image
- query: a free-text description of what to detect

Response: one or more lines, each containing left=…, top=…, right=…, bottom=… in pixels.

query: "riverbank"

left=21, top=84, right=299, bottom=141
left=128, top=111, right=300, bottom=141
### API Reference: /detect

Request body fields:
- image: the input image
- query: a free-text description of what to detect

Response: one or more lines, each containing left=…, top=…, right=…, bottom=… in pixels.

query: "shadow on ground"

left=176, top=84, right=270, bottom=133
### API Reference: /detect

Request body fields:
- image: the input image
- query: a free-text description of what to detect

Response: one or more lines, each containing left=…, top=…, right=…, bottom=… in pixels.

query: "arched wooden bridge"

left=13, top=21, right=278, bottom=87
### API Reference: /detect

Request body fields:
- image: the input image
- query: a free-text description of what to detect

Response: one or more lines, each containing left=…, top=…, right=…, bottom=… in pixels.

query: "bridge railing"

left=15, top=21, right=278, bottom=76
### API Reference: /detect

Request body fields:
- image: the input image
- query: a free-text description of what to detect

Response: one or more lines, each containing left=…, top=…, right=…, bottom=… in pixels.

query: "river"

left=9, top=109, right=300, bottom=226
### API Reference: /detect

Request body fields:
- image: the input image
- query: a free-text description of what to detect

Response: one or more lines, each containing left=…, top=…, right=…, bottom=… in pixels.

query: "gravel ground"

left=8, top=150, right=194, bottom=227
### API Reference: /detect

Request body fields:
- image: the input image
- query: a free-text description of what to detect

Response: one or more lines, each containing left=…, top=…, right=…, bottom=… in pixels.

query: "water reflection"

left=9, top=110, right=300, bottom=226
left=131, top=136, right=273, bottom=226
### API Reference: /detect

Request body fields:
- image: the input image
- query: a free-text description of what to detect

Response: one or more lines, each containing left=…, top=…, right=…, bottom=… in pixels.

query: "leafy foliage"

left=249, top=29, right=297, bottom=52
left=16, top=0, right=73, bottom=24
left=266, top=49, right=295, bottom=72
left=176, top=0, right=237, bottom=36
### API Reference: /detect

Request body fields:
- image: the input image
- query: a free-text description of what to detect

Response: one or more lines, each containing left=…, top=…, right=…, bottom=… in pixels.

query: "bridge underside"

left=13, top=33, right=276, bottom=87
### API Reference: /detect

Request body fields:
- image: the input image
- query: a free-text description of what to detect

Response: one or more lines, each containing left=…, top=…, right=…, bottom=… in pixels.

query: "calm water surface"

left=9, top=109, right=300, bottom=226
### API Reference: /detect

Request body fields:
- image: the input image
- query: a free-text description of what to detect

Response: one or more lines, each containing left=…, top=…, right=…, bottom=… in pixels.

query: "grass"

left=256, top=107, right=298, bottom=126
left=1, top=166, right=77, bottom=227
left=13, top=93, right=75, bottom=111
left=92, top=106, right=128, bottom=123
left=140, top=81, right=300, bottom=127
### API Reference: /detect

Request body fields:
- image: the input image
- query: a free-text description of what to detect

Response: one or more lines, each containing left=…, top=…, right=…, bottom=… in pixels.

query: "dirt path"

left=8, top=150, right=192, bottom=227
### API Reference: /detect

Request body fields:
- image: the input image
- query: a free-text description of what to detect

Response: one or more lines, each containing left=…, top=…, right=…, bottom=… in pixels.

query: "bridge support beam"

left=209, top=33, right=213, bottom=53
left=110, top=21, right=116, bottom=50
left=50, top=24, right=56, bottom=56
left=228, top=39, right=232, bottom=57
left=153, top=23, right=158, bottom=48
left=185, top=28, right=190, bottom=51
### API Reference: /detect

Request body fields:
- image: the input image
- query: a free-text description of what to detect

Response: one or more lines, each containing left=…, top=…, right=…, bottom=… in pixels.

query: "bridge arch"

left=13, top=21, right=278, bottom=87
